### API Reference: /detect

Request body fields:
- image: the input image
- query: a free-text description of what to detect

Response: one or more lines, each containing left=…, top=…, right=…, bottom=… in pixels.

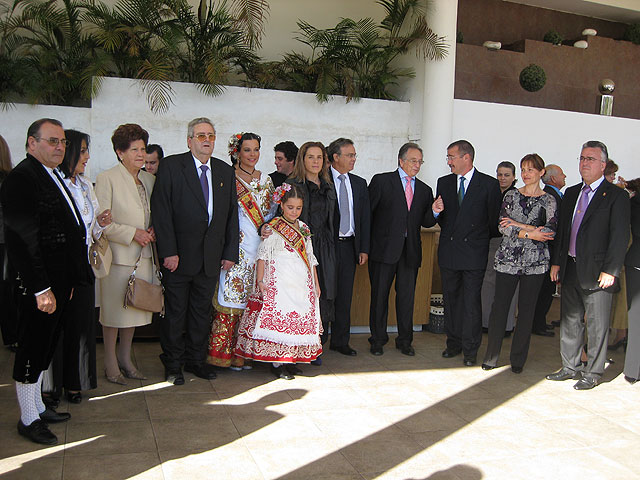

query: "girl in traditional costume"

left=207, top=132, right=276, bottom=369
left=234, top=184, right=323, bottom=379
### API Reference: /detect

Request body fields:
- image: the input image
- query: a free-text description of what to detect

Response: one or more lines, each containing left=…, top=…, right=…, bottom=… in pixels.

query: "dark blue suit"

left=436, top=169, right=501, bottom=359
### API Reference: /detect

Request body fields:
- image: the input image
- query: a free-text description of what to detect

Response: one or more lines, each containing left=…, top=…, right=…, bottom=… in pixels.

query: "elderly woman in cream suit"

left=95, top=124, right=156, bottom=385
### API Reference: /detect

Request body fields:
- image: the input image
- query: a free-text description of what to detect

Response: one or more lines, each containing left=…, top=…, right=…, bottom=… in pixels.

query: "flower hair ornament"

left=273, top=183, right=291, bottom=204
left=228, top=132, right=244, bottom=162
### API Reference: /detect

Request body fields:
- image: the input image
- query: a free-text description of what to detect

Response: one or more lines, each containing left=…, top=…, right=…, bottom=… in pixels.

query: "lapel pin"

left=220, top=182, right=223, bottom=187
left=602, top=192, right=606, bottom=197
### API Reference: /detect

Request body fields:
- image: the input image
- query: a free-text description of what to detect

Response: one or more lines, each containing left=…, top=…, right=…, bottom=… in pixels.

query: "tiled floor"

left=0, top=300, right=638, bottom=480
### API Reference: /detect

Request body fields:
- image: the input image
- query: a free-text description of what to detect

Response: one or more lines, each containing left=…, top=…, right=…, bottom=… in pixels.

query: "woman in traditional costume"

left=207, top=132, right=276, bottom=369
left=234, top=184, right=322, bottom=380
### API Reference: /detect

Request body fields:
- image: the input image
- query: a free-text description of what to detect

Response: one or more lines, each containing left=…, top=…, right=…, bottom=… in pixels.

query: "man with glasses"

left=327, top=138, right=370, bottom=356
left=436, top=140, right=501, bottom=367
left=1, top=118, right=92, bottom=444
left=546, top=141, right=629, bottom=390
left=151, top=117, right=239, bottom=385
left=368, top=142, right=437, bottom=356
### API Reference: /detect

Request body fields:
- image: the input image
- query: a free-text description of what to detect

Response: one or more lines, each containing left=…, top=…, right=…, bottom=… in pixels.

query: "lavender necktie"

left=338, top=174, right=350, bottom=235
left=568, top=184, right=591, bottom=257
left=199, top=164, right=209, bottom=207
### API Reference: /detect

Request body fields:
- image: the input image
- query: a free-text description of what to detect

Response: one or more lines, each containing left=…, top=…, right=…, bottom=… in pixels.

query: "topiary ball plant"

left=519, top=64, right=546, bottom=92
left=543, top=30, right=563, bottom=45
left=624, top=23, right=640, bottom=45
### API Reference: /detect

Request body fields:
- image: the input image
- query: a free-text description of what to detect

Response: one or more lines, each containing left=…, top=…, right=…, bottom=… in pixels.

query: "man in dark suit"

left=546, top=141, right=629, bottom=390
left=532, top=164, right=566, bottom=336
left=368, top=142, right=437, bottom=356
left=269, top=141, right=298, bottom=188
left=1, top=118, right=92, bottom=444
left=327, top=138, right=370, bottom=356
left=435, top=140, right=501, bottom=366
left=151, top=117, right=239, bottom=385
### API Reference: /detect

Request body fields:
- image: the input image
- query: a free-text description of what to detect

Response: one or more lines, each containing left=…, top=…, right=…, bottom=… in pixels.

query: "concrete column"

left=417, top=0, right=458, bottom=189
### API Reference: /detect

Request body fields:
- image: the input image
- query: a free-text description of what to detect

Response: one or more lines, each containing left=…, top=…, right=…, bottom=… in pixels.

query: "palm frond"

left=229, top=0, right=268, bottom=49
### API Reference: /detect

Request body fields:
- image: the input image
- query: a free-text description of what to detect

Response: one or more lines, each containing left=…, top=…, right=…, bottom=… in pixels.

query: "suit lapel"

left=210, top=160, right=225, bottom=223
left=393, top=172, right=409, bottom=212
left=349, top=173, right=360, bottom=218
left=181, top=154, right=207, bottom=211
left=581, top=181, right=608, bottom=227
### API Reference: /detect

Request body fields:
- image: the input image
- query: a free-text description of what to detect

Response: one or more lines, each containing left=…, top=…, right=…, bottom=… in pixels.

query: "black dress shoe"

left=271, top=365, right=294, bottom=380
left=441, top=349, right=461, bottom=358
left=330, top=345, right=357, bottom=356
left=546, top=368, right=580, bottom=381
left=573, top=377, right=598, bottom=390
left=286, top=364, right=303, bottom=375
left=481, top=363, right=495, bottom=371
left=18, top=420, right=57, bottom=445
left=396, top=345, right=415, bottom=356
left=532, top=329, right=554, bottom=337
left=463, top=357, right=476, bottom=367
left=165, top=367, right=185, bottom=385
left=624, top=375, right=637, bottom=384
left=184, top=363, right=217, bottom=380
left=511, top=366, right=523, bottom=374
left=42, top=394, right=59, bottom=410
left=504, top=330, right=512, bottom=338
left=551, top=320, right=560, bottom=327
left=608, top=337, right=627, bottom=351
left=370, top=345, right=383, bottom=356
left=39, top=407, right=71, bottom=423
left=65, top=391, right=82, bottom=404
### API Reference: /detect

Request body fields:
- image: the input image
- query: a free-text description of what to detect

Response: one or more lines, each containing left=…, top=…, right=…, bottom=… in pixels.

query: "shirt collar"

left=584, top=175, right=605, bottom=191
left=331, top=166, right=347, bottom=182
left=193, top=154, right=211, bottom=170
left=457, top=167, right=475, bottom=184
left=398, top=166, right=412, bottom=180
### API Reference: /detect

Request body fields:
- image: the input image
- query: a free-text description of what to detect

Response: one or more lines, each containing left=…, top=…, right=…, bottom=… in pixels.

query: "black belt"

left=338, top=236, right=354, bottom=242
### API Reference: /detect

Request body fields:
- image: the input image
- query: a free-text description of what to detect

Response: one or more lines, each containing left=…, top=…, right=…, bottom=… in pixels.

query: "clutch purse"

left=89, top=234, right=112, bottom=279
left=123, top=242, right=165, bottom=316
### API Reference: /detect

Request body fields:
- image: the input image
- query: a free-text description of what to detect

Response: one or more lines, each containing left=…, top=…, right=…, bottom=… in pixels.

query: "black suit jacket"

left=369, top=171, right=436, bottom=268
left=0, top=155, right=92, bottom=294
left=552, top=179, right=629, bottom=292
left=436, top=170, right=501, bottom=271
left=151, top=152, right=239, bottom=277
left=626, top=195, right=640, bottom=268
left=333, top=172, right=371, bottom=261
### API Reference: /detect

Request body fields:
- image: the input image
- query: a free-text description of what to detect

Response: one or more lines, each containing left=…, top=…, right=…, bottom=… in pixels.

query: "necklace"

left=238, top=164, right=256, bottom=176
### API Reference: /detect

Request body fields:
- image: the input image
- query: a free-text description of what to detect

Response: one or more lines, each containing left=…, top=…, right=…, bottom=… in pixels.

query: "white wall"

left=449, top=99, right=640, bottom=190
left=3, top=87, right=639, bottom=191
left=88, top=77, right=411, bottom=181
left=0, top=104, right=91, bottom=168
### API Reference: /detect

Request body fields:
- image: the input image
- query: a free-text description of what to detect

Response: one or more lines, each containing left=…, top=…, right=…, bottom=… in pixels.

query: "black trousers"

left=159, top=268, right=217, bottom=370
left=13, top=278, right=73, bottom=383
left=0, top=244, right=18, bottom=346
left=331, top=237, right=357, bottom=348
left=441, top=267, right=485, bottom=358
left=368, top=242, right=418, bottom=348
left=483, top=271, right=544, bottom=368
left=532, top=271, right=556, bottom=332
left=49, top=283, right=97, bottom=392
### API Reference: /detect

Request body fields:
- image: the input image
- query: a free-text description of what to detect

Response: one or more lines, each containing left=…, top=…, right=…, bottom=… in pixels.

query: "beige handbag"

left=123, top=242, right=165, bottom=316
left=89, top=234, right=112, bottom=279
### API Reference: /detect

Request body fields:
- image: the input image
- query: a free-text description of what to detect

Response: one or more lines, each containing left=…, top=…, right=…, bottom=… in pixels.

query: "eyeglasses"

left=342, top=153, right=357, bottom=159
left=406, top=159, right=424, bottom=165
left=446, top=154, right=463, bottom=161
left=578, top=156, right=600, bottom=163
left=35, top=136, right=69, bottom=147
left=192, top=133, right=216, bottom=142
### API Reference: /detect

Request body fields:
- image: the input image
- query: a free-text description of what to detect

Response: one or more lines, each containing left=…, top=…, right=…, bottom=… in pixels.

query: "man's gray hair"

left=398, top=142, right=422, bottom=161
left=582, top=140, right=608, bottom=163
left=187, top=117, right=215, bottom=137
left=542, top=164, right=560, bottom=184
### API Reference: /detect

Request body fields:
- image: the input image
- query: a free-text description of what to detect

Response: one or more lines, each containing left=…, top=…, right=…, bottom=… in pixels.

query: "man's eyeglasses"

left=406, top=159, right=424, bottom=165
left=192, top=133, right=216, bottom=142
left=342, top=153, right=357, bottom=159
left=578, top=156, right=600, bottom=163
left=35, top=136, right=69, bottom=147
left=446, top=154, right=463, bottom=161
